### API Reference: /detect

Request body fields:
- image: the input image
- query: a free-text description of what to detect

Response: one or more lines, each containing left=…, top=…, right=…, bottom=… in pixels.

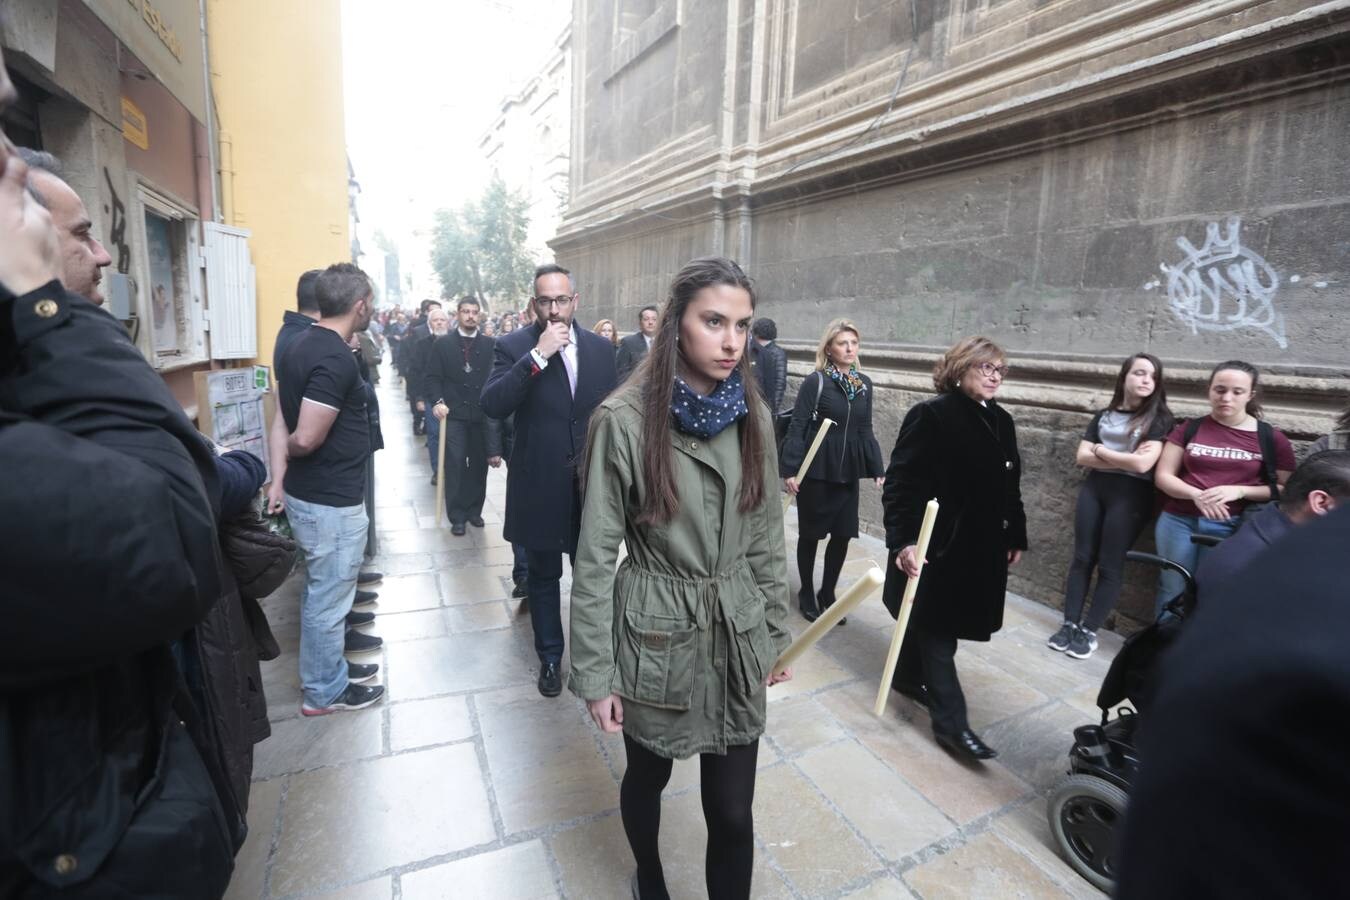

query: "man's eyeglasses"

left=532, top=294, right=576, bottom=309
left=976, top=362, right=1010, bottom=379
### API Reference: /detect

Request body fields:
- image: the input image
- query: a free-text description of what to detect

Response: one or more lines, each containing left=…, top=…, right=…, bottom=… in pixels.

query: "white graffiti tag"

left=1156, top=217, right=1286, bottom=348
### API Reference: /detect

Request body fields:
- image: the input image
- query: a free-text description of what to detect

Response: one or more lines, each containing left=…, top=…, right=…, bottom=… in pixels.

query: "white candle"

left=771, top=565, right=884, bottom=677
left=873, top=498, right=940, bottom=717
left=782, top=417, right=836, bottom=514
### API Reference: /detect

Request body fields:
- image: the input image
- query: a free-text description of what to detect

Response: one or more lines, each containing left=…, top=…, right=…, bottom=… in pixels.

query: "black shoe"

left=451, top=522, right=467, bottom=536
left=430, top=472, right=437, bottom=486
left=538, top=662, right=562, bottom=697
left=892, top=680, right=930, bottom=709
left=357, top=571, right=383, bottom=587
left=512, top=580, right=528, bottom=600
left=934, top=728, right=998, bottom=761
left=345, top=610, right=376, bottom=628
left=816, top=590, right=846, bottom=626
left=348, top=661, right=379, bottom=684
left=468, top=516, right=485, bottom=528
left=798, top=586, right=819, bottom=622
left=301, top=682, right=385, bottom=716
left=344, top=630, right=384, bottom=654
left=352, top=589, right=378, bottom=609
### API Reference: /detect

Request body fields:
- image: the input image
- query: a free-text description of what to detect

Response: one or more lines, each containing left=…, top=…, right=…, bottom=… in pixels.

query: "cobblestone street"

left=226, top=368, right=1117, bottom=899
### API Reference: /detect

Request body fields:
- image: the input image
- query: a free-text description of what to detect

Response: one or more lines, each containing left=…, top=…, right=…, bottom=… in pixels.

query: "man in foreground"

left=482, top=264, right=617, bottom=696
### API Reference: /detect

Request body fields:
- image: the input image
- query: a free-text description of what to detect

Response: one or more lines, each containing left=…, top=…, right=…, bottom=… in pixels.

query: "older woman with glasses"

left=881, top=336, right=1027, bottom=763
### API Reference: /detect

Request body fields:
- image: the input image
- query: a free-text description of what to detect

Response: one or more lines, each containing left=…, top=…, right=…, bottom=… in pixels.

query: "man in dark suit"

left=615, top=304, right=658, bottom=381
left=482, top=263, right=618, bottom=697
left=749, top=317, right=787, bottom=413
left=430, top=297, right=500, bottom=535
left=1116, top=504, right=1350, bottom=898
left=402, top=299, right=441, bottom=434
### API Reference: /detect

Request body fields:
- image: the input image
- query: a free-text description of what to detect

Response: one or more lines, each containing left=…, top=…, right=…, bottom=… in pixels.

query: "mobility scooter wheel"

left=1047, top=773, right=1128, bottom=892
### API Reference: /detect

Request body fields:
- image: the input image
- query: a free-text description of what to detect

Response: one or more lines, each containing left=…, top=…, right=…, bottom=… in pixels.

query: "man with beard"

left=1, top=44, right=237, bottom=894
left=430, top=297, right=501, bottom=535
left=277, top=263, right=385, bottom=715
left=482, top=264, right=617, bottom=697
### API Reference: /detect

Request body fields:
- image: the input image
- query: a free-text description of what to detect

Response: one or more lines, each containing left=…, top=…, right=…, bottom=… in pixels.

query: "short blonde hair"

left=814, top=318, right=862, bottom=371
left=932, top=335, right=1006, bottom=393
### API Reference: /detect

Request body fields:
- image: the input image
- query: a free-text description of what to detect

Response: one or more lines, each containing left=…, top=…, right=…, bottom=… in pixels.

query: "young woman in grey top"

left=1048, top=354, right=1174, bottom=659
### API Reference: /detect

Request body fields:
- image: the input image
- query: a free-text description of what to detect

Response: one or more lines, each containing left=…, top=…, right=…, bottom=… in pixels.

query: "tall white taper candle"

left=771, top=565, right=883, bottom=677
left=873, top=498, right=940, bottom=717
left=434, top=414, right=448, bottom=527
left=782, top=417, right=836, bottom=514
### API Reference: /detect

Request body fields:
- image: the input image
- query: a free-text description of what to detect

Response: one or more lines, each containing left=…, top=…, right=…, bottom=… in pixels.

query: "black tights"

left=796, top=534, right=851, bottom=602
left=620, top=734, right=759, bottom=900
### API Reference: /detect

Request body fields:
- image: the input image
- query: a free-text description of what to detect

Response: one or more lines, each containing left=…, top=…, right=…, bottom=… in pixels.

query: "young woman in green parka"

left=569, top=257, right=794, bottom=900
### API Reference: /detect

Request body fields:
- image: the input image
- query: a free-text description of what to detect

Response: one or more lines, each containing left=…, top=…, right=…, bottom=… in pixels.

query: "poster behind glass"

left=146, top=212, right=178, bottom=353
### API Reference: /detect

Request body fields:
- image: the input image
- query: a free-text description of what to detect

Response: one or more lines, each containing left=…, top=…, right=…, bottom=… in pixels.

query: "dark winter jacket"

left=750, top=340, right=788, bottom=414
left=881, top=391, right=1028, bottom=641
left=1, top=281, right=236, bottom=897
left=780, top=369, right=885, bottom=484
left=1194, top=503, right=1293, bottom=606
left=1117, top=506, right=1350, bottom=899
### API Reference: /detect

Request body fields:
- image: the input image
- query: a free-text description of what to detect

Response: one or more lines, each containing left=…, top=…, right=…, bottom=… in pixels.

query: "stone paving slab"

left=225, top=370, right=1111, bottom=899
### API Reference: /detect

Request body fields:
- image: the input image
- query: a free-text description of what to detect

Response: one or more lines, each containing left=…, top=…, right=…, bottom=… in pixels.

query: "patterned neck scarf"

left=670, top=368, right=749, bottom=439
left=828, top=364, right=865, bottom=401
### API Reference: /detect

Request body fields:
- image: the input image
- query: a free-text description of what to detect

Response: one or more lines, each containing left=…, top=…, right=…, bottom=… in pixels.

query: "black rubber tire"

left=1046, top=773, right=1128, bottom=893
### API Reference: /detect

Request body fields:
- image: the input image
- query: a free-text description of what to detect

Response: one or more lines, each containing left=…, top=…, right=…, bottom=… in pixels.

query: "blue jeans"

left=425, top=410, right=440, bottom=474
left=286, top=493, right=369, bottom=707
left=1153, top=511, right=1237, bottom=619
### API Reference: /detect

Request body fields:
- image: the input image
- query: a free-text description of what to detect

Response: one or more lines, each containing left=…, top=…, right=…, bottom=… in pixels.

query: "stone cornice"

left=559, top=1, right=1350, bottom=234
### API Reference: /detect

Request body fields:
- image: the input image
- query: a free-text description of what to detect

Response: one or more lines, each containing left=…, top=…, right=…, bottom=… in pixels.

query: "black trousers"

left=1063, top=471, right=1155, bottom=631
left=525, top=550, right=572, bottom=663
left=895, top=627, right=968, bottom=736
left=442, top=418, right=489, bottom=525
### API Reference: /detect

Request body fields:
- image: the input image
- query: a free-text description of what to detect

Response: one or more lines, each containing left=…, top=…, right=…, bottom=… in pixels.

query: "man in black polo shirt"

left=278, top=263, right=385, bottom=716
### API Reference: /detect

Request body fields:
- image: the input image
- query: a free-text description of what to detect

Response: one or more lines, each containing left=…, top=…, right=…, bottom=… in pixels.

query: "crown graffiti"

left=1159, top=216, right=1287, bottom=349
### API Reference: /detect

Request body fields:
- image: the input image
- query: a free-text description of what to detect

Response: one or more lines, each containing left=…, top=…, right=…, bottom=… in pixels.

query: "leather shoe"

left=451, top=522, right=467, bottom=536
left=816, top=590, right=846, bottom=626
left=538, top=662, right=562, bottom=697
left=934, top=728, right=998, bottom=761
left=468, top=516, right=485, bottom=528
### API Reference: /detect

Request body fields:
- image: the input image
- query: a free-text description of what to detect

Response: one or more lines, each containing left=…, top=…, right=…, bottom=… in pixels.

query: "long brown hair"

left=613, top=257, right=768, bottom=525
left=1107, top=353, right=1174, bottom=438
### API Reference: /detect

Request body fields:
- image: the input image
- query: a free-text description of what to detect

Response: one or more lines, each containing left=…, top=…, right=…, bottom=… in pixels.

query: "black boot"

left=798, top=586, right=819, bottom=622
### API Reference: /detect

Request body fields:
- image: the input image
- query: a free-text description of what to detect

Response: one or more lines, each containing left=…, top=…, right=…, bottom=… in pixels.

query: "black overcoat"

left=481, top=322, right=618, bottom=553
left=881, top=391, right=1028, bottom=641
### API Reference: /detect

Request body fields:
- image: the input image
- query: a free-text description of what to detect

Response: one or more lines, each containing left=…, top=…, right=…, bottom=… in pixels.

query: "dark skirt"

left=796, top=477, right=859, bottom=541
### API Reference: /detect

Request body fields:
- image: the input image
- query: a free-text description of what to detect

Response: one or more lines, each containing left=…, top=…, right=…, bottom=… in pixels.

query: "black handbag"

left=776, top=372, right=825, bottom=454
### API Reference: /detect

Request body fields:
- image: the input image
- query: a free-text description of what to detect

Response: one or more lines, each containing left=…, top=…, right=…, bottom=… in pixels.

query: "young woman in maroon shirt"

left=1152, top=360, right=1295, bottom=617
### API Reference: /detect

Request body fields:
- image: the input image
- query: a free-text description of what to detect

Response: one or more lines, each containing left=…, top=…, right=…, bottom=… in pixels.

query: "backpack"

left=774, top=372, right=825, bottom=453
left=1181, top=416, right=1281, bottom=514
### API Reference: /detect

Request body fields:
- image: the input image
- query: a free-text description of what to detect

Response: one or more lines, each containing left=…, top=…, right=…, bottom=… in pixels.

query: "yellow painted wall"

left=206, top=0, right=349, bottom=371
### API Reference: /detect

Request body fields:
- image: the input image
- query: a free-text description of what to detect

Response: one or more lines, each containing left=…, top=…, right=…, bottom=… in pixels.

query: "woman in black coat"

left=781, top=319, right=885, bottom=622
left=882, top=335, right=1027, bottom=762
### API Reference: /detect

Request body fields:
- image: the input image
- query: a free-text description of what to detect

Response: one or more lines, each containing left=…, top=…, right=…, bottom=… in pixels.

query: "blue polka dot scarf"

left=670, top=368, right=750, bottom=440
